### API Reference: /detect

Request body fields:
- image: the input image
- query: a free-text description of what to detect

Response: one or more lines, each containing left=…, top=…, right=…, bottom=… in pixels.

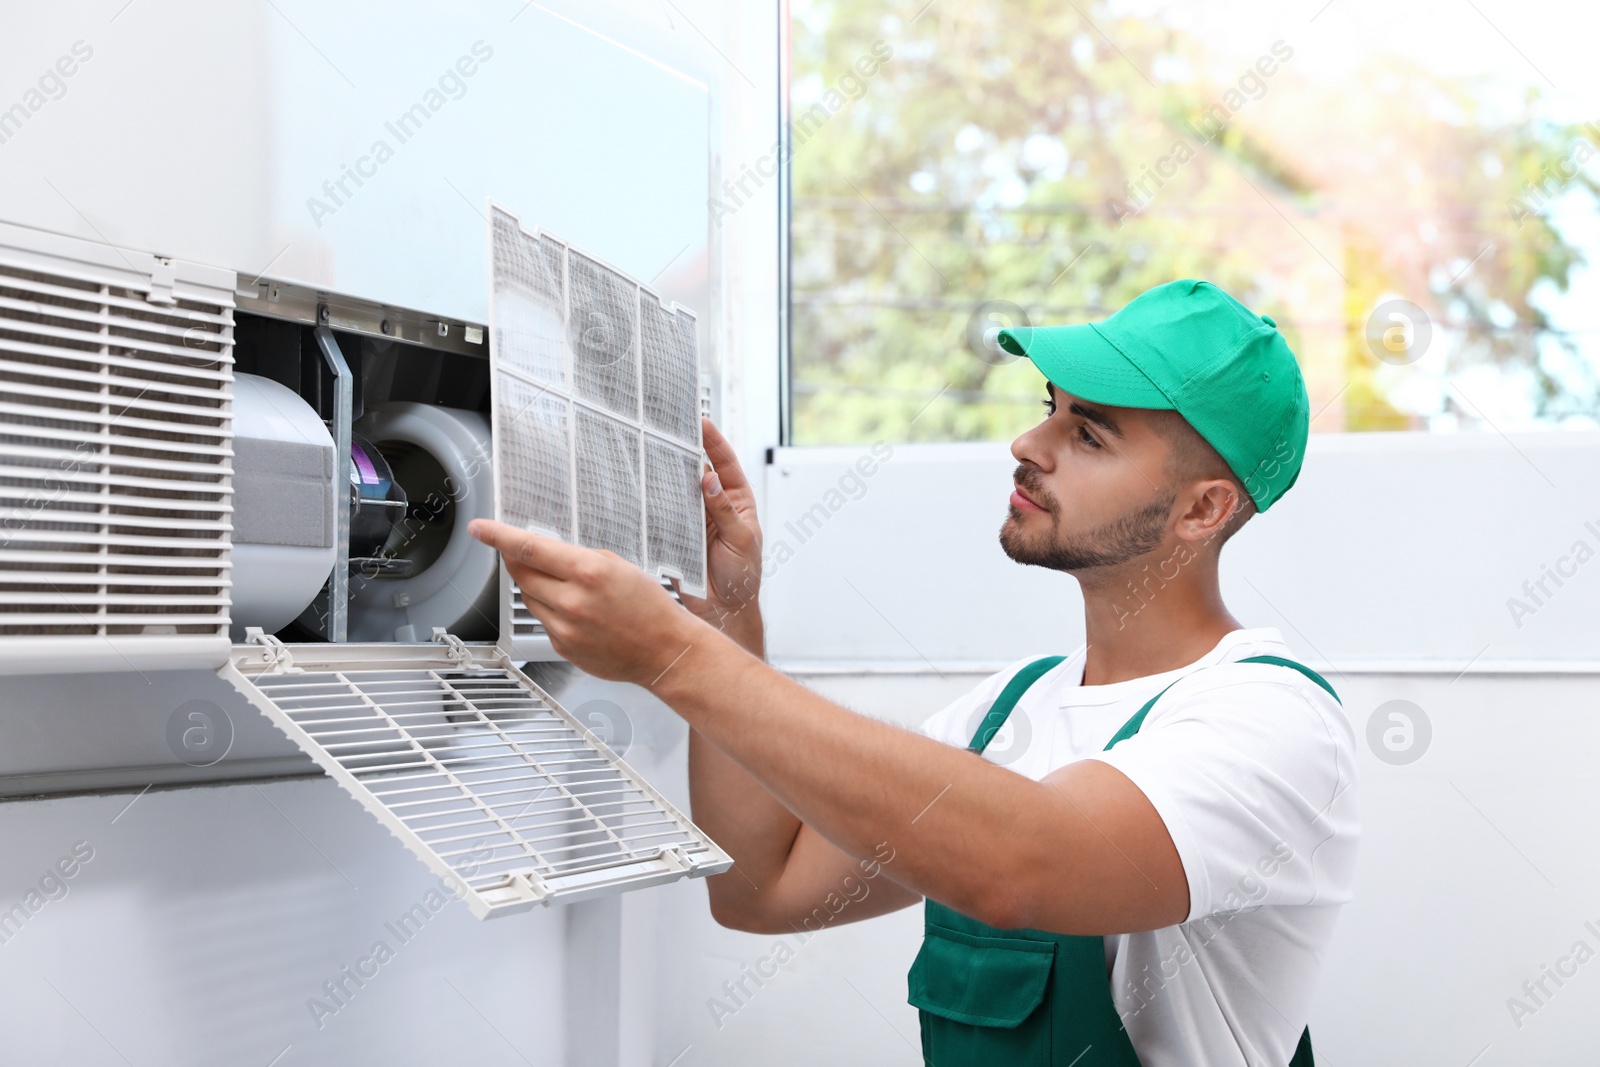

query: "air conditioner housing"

left=0, top=217, right=730, bottom=916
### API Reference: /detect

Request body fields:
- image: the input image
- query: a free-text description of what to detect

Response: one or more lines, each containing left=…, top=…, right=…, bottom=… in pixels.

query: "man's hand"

left=676, top=417, right=765, bottom=657
left=467, top=519, right=704, bottom=687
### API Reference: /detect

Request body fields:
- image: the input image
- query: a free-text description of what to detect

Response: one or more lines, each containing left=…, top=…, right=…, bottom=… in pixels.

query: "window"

left=786, top=0, right=1600, bottom=444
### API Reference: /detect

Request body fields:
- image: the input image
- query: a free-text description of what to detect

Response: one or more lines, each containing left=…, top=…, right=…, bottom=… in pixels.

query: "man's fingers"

left=701, top=467, right=751, bottom=545
left=506, top=560, right=565, bottom=609
left=701, top=417, right=752, bottom=495
left=467, top=518, right=585, bottom=579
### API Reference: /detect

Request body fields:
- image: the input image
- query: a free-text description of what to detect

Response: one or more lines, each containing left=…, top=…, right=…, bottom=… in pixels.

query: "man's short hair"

left=1146, top=410, right=1255, bottom=549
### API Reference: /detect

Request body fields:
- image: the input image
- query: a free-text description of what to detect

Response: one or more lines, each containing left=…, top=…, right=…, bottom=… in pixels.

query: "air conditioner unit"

left=0, top=212, right=729, bottom=918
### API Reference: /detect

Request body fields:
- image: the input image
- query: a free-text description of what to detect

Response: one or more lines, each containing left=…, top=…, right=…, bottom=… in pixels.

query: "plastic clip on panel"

left=431, top=627, right=475, bottom=665
left=146, top=257, right=177, bottom=305
left=243, top=627, right=300, bottom=674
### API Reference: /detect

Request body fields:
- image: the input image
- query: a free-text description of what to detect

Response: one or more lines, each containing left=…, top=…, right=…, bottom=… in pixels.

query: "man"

left=470, top=279, right=1359, bottom=1066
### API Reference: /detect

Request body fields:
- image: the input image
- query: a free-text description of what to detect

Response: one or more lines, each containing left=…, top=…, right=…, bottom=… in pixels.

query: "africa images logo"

left=1365, top=699, right=1431, bottom=766
left=166, top=700, right=234, bottom=768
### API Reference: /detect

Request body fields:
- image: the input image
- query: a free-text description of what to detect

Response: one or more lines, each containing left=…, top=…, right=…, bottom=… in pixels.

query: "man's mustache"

left=1012, top=464, right=1054, bottom=512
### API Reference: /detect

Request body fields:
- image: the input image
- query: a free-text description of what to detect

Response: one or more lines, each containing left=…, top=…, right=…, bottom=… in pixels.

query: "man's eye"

left=1077, top=424, right=1102, bottom=449
left=1041, top=397, right=1056, bottom=416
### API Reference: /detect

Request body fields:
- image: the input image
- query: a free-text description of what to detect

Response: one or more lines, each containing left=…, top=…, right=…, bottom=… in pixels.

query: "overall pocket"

left=907, top=922, right=1055, bottom=1066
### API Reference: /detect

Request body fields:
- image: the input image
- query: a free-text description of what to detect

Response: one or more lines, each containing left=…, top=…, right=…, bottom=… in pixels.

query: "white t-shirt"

left=917, top=627, right=1359, bottom=1067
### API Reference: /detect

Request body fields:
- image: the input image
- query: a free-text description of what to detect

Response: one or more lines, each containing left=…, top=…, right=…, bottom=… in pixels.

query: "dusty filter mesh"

left=645, top=439, right=707, bottom=590
left=489, top=212, right=567, bottom=391
left=640, top=293, right=701, bottom=445
left=575, top=407, right=643, bottom=566
left=488, top=203, right=708, bottom=598
left=569, top=253, right=640, bottom=419
left=493, top=376, right=571, bottom=540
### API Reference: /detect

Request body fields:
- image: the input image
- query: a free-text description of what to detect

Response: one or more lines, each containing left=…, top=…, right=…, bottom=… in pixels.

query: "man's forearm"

left=681, top=610, right=809, bottom=920
left=688, top=727, right=805, bottom=920
left=652, top=622, right=1020, bottom=922
left=650, top=617, right=1188, bottom=934
left=699, top=597, right=765, bottom=663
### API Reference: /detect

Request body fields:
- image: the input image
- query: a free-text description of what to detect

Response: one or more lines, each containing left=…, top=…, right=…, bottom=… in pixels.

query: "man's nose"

left=1011, top=424, right=1048, bottom=471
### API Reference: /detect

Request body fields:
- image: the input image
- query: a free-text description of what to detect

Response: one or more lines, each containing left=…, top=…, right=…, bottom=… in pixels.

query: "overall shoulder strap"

left=1238, top=654, right=1341, bottom=704
left=1102, top=679, right=1180, bottom=752
left=965, top=655, right=1066, bottom=753
left=1103, top=654, right=1342, bottom=753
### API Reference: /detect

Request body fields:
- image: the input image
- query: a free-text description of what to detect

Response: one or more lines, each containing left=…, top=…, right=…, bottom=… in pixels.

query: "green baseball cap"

left=997, top=279, right=1309, bottom=512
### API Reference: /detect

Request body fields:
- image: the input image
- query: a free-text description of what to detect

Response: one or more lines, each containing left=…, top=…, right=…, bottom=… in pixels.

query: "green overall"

left=907, top=654, right=1333, bottom=1066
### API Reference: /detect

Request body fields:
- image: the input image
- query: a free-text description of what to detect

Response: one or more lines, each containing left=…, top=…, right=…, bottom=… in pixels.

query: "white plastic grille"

left=0, top=222, right=234, bottom=674
left=574, top=407, right=643, bottom=565
left=222, top=639, right=731, bottom=917
left=486, top=203, right=708, bottom=657
left=645, top=438, right=706, bottom=590
left=509, top=587, right=547, bottom=643
left=640, top=291, right=700, bottom=445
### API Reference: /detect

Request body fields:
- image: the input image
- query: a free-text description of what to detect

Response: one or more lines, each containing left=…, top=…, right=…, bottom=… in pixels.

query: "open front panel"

left=487, top=203, right=708, bottom=665
left=0, top=220, right=235, bottom=675
left=220, top=636, right=731, bottom=918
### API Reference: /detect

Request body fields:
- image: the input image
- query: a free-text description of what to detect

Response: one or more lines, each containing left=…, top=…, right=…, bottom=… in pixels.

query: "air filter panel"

left=487, top=203, right=708, bottom=660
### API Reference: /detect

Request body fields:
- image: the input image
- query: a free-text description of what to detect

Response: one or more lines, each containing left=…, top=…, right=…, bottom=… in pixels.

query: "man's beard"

left=999, top=464, right=1174, bottom=572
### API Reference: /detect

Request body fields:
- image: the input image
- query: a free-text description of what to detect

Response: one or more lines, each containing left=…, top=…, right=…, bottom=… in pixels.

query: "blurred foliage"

left=788, top=0, right=1600, bottom=444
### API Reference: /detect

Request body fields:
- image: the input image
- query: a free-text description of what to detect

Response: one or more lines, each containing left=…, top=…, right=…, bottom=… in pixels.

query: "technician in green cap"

left=471, top=279, right=1360, bottom=1066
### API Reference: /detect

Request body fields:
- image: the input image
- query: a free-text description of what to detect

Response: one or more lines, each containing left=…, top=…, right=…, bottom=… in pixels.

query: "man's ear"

left=1176, top=479, right=1244, bottom=543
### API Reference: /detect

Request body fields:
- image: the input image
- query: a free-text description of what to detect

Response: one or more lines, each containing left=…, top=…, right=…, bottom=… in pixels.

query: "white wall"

left=0, top=780, right=568, bottom=1065
left=0, top=0, right=717, bottom=336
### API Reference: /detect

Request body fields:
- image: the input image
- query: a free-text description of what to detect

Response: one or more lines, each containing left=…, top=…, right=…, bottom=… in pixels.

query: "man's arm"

left=690, top=753, right=924, bottom=932
left=655, top=629, right=1188, bottom=934
left=471, top=521, right=1190, bottom=936
left=676, top=420, right=921, bottom=931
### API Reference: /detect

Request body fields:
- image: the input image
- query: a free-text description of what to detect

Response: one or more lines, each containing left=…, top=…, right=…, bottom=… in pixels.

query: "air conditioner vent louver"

left=0, top=222, right=235, bottom=674
left=222, top=639, right=732, bottom=917
left=510, top=588, right=547, bottom=642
